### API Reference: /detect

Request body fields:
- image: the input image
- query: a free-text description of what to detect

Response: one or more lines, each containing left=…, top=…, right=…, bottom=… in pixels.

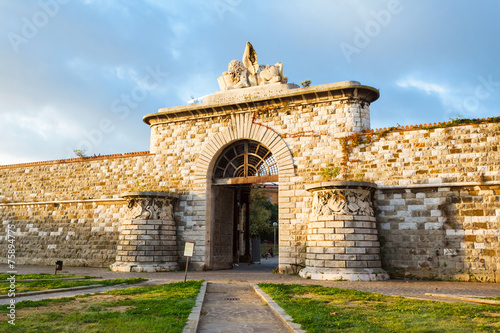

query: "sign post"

left=183, top=242, right=195, bottom=283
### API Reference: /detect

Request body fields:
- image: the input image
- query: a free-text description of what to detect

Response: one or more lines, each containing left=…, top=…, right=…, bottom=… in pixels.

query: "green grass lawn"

left=474, top=296, right=500, bottom=301
left=0, top=273, right=97, bottom=280
left=0, top=278, right=146, bottom=294
left=259, top=284, right=500, bottom=332
left=0, top=280, right=203, bottom=333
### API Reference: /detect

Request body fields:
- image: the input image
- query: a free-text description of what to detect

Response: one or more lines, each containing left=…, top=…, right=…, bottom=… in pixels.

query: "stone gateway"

left=1, top=43, right=499, bottom=282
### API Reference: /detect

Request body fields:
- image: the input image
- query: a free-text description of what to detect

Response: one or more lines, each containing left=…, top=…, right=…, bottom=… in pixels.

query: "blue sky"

left=1, top=0, right=499, bottom=164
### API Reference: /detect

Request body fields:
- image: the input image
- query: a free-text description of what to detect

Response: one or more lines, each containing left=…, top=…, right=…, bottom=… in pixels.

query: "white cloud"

left=1, top=106, right=80, bottom=140
left=0, top=152, right=32, bottom=165
left=397, top=78, right=448, bottom=95
left=396, top=76, right=476, bottom=118
left=0, top=1, right=499, bottom=164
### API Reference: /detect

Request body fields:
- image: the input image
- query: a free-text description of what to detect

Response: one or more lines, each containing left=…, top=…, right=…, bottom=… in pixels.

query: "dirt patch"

left=1, top=294, right=135, bottom=322
left=81, top=294, right=131, bottom=302
left=482, top=312, right=500, bottom=318
left=291, top=293, right=316, bottom=299
left=291, top=293, right=388, bottom=308
left=292, top=293, right=356, bottom=306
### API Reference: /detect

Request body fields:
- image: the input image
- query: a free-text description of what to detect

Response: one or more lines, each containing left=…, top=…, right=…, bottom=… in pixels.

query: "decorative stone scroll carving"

left=218, top=42, right=285, bottom=91
left=125, top=196, right=175, bottom=220
left=302, top=181, right=389, bottom=281
left=111, top=191, right=179, bottom=273
left=312, top=188, right=374, bottom=217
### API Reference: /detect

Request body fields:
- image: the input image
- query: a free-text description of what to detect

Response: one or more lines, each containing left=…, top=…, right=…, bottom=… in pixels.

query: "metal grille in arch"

left=213, top=140, right=278, bottom=179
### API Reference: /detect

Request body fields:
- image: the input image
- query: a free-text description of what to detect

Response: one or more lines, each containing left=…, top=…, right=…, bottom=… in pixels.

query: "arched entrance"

left=195, top=112, right=295, bottom=270
left=209, top=140, right=279, bottom=269
left=213, top=140, right=278, bottom=182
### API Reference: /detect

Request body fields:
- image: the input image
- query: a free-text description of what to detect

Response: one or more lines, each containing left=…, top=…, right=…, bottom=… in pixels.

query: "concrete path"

left=2, top=259, right=500, bottom=331
left=0, top=279, right=163, bottom=305
left=2, top=259, right=500, bottom=303
left=197, top=282, right=289, bottom=333
left=2, top=259, right=500, bottom=302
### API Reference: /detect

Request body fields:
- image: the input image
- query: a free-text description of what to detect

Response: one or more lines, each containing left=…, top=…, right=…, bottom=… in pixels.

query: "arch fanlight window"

left=213, top=140, right=278, bottom=179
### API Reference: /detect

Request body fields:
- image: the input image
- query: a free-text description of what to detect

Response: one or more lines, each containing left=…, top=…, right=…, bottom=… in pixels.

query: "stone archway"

left=194, top=113, right=294, bottom=180
left=194, top=112, right=294, bottom=270
left=212, top=139, right=278, bottom=181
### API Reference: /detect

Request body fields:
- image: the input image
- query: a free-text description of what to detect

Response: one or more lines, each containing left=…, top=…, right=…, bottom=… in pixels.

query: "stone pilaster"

left=300, top=181, right=389, bottom=281
left=110, top=191, right=179, bottom=272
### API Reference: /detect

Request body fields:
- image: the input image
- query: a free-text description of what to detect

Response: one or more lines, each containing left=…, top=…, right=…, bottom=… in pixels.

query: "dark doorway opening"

left=208, top=139, right=279, bottom=270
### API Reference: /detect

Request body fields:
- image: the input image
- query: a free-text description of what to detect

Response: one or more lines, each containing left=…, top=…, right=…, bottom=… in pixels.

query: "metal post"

left=184, top=257, right=189, bottom=283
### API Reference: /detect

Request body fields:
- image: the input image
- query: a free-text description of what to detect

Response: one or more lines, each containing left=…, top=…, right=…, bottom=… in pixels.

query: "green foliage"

left=0, top=280, right=203, bottom=333
left=378, top=116, right=500, bottom=138
left=128, top=180, right=148, bottom=192
left=0, top=273, right=96, bottom=280
left=319, top=165, right=341, bottom=181
left=301, top=79, right=311, bottom=87
left=449, top=113, right=464, bottom=122
left=259, top=283, right=500, bottom=332
left=270, top=201, right=278, bottom=227
left=260, top=200, right=279, bottom=242
left=73, top=149, right=87, bottom=158
left=474, top=296, right=500, bottom=301
left=249, top=189, right=275, bottom=238
left=0, top=277, right=146, bottom=294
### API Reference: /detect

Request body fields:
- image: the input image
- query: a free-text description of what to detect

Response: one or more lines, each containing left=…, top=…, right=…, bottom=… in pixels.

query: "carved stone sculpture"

left=218, top=42, right=285, bottom=91
left=124, top=194, right=176, bottom=220
left=220, top=60, right=250, bottom=90
left=259, top=62, right=284, bottom=85
left=302, top=181, right=389, bottom=281
left=312, top=189, right=374, bottom=217
left=112, top=191, right=179, bottom=273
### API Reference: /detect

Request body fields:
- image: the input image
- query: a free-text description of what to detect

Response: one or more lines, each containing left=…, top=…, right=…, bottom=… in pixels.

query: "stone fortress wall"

left=0, top=152, right=154, bottom=267
left=1, top=81, right=499, bottom=281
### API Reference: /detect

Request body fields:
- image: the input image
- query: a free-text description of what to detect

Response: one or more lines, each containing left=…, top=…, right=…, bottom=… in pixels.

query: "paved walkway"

left=5, top=259, right=498, bottom=302
left=2, top=259, right=500, bottom=331
left=197, top=282, right=289, bottom=333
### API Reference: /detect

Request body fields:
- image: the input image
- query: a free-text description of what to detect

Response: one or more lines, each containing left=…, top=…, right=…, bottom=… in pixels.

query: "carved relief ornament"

left=312, top=188, right=374, bottom=217
left=125, top=196, right=175, bottom=220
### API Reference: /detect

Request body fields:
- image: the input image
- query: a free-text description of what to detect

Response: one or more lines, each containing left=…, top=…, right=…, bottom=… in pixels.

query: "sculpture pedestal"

left=110, top=192, right=179, bottom=273
left=300, top=181, right=389, bottom=281
left=205, top=82, right=300, bottom=105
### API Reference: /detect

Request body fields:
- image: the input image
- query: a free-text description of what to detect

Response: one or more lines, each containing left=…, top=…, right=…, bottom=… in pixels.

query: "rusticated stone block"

left=302, top=182, right=389, bottom=281
left=0, top=81, right=499, bottom=279
left=111, top=194, right=178, bottom=273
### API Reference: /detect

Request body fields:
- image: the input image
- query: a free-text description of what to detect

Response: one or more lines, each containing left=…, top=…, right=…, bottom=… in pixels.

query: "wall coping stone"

left=205, top=82, right=301, bottom=105
left=377, top=180, right=500, bottom=189
left=305, top=181, right=377, bottom=192
left=0, top=198, right=125, bottom=206
left=121, top=191, right=179, bottom=199
left=143, top=81, right=379, bottom=125
left=0, top=151, right=152, bottom=169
